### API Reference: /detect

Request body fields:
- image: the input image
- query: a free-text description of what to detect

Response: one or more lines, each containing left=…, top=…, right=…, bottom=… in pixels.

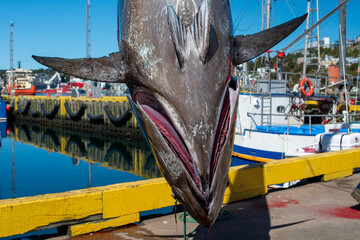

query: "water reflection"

left=0, top=120, right=6, bottom=138
left=9, top=120, right=161, bottom=179
left=0, top=120, right=162, bottom=200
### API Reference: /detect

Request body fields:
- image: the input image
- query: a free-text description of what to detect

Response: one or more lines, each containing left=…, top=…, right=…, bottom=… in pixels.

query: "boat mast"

left=283, top=0, right=350, bottom=52
left=302, top=0, right=321, bottom=78
left=339, top=0, right=347, bottom=81
left=261, top=0, right=265, bottom=31
left=86, top=0, right=91, bottom=58
left=10, top=21, right=14, bottom=96
left=339, top=0, right=348, bottom=119
left=263, top=0, right=271, bottom=91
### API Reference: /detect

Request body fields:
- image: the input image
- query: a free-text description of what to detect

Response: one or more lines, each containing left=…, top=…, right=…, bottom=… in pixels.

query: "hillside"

left=246, top=43, right=360, bottom=83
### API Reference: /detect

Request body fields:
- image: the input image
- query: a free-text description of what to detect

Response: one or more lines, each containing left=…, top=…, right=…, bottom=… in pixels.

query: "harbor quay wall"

left=0, top=148, right=360, bottom=238
left=1, top=95, right=142, bottom=138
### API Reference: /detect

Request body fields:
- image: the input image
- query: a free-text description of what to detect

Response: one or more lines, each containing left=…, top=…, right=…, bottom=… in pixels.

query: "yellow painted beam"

left=265, top=148, right=360, bottom=186
left=103, top=178, right=174, bottom=219
left=1, top=148, right=360, bottom=238
left=68, top=213, right=139, bottom=237
left=2, top=95, right=130, bottom=102
left=0, top=189, right=103, bottom=238
left=60, top=96, right=71, bottom=118
left=224, top=163, right=267, bottom=204
left=323, top=169, right=353, bottom=181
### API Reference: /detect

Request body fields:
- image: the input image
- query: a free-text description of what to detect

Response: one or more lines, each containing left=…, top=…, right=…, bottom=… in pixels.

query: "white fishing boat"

left=233, top=71, right=341, bottom=160
left=285, top=124, right=360, bottom=157
left=232, top=0, right=357, bottom=161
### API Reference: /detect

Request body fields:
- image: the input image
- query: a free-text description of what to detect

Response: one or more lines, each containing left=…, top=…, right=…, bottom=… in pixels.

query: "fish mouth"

left=134, top=91, right=202, bottom=191
left=133, top=78, right=237, bottom=203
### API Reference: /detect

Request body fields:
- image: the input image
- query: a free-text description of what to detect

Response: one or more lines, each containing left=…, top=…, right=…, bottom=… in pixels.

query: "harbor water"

left=0, top=119, right=162, bottom=200
left=0, top=118, right=248, bottom=200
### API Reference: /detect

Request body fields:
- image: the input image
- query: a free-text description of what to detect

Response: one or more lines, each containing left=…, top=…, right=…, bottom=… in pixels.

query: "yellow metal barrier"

left=1, top=148, right=360, bottom=238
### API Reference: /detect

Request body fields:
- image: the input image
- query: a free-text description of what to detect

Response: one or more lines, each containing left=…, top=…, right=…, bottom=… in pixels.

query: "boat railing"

left=238, top=70, right=337, bottom=95
left=247, top=112, right=360, bottom=134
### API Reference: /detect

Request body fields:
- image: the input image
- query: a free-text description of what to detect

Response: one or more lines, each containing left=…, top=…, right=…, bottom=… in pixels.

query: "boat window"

left=277, top=105, right=285, bottom=113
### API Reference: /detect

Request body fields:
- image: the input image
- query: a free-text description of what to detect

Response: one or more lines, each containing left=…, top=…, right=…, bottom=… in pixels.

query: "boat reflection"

left=7, top=120, right=162, bottom=179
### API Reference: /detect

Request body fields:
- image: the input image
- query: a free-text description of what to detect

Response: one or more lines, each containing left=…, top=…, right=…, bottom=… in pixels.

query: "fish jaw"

left=127, top=76, right=239, bottom=227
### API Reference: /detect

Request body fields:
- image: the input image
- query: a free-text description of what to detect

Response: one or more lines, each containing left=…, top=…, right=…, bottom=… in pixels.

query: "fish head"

left=120, top=0, right=237, bottom=227
left=33, top=0, right=306, bottom=228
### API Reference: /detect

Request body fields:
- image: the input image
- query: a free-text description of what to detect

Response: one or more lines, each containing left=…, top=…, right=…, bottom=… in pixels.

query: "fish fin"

left=190, top=0, right=211, bottom=63
left=32, top=52, right=127, bottom=83
left=231, top=14, right=307, bottom=65
left=167, top=5, right=187, bottom=68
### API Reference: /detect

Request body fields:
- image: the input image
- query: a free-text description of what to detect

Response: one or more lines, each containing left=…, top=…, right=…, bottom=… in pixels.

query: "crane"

left=44, top=72, right=61, bottom=90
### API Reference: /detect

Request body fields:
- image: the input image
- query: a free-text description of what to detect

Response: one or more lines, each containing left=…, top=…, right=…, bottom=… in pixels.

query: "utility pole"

left=339, top=0, right=347, bottom=81
left=10, top=21, right=14, bottom=96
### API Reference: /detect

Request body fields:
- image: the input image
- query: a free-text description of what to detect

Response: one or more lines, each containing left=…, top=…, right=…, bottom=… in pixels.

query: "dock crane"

left=44, top=72, right=61, bottom=90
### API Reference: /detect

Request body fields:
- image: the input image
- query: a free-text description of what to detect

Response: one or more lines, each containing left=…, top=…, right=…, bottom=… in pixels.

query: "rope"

left=178, top=211, right=198, bottom=223
left=216, top=208, right=233, bottom=221
left=285, top=0, right=296, bottom=18
left=234, top=1, right=260, bottom=32
left=178, top=208, right=233, bottom=239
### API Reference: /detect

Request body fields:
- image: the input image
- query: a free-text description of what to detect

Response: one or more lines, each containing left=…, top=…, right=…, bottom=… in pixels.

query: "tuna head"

left=33, top=0, right=306, bottom=227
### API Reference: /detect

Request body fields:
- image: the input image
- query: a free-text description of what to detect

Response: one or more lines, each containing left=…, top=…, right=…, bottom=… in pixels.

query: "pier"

left=0, top=146, right=359, bottom=238
left=1, top=95, right=141, bottom=137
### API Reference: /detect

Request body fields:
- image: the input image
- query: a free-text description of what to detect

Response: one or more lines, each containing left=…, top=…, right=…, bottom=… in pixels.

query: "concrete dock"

left=45, top=172, right=360, bottom=240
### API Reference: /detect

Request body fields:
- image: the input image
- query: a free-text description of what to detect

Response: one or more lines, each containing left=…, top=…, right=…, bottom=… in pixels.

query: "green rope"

left=184, top=210, right=186, bottom=240
left=178, top=208, right=233, bottom=239
left=178, top=211, right=198, bottom=223
left=216, top=208, right=233, bottom=221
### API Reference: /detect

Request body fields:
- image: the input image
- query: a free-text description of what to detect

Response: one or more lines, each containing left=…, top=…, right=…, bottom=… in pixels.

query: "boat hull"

left=8, top=86, right=36, bottom=96
left=234, top=129, right=315, bottom=159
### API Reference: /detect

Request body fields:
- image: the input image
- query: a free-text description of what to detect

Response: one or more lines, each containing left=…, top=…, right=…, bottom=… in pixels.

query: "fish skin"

left=33, top=0, right=306, bottom=227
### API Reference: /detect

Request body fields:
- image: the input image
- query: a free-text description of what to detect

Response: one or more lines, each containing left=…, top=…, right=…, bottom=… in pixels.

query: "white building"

left=322, top=37, right=330, bottom=48
left=6, top=68, right=34, bottom=89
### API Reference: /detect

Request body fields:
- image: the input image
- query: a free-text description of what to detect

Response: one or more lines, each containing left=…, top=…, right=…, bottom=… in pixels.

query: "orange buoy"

left=300, top=78, right=314, bottom=97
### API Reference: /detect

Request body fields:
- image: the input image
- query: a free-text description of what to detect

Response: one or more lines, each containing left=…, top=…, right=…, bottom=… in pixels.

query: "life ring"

left=300, top=78, right=314, bottom=97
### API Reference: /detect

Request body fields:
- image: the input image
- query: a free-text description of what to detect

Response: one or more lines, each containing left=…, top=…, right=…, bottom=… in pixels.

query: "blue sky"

left=0, top=0, right=359, bottom=70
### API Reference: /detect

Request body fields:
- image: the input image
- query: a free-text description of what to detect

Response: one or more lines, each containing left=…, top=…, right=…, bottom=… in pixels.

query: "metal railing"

left=238, top=70, right=338, bottom=95
left=247, top=112, right=360, bottom=135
